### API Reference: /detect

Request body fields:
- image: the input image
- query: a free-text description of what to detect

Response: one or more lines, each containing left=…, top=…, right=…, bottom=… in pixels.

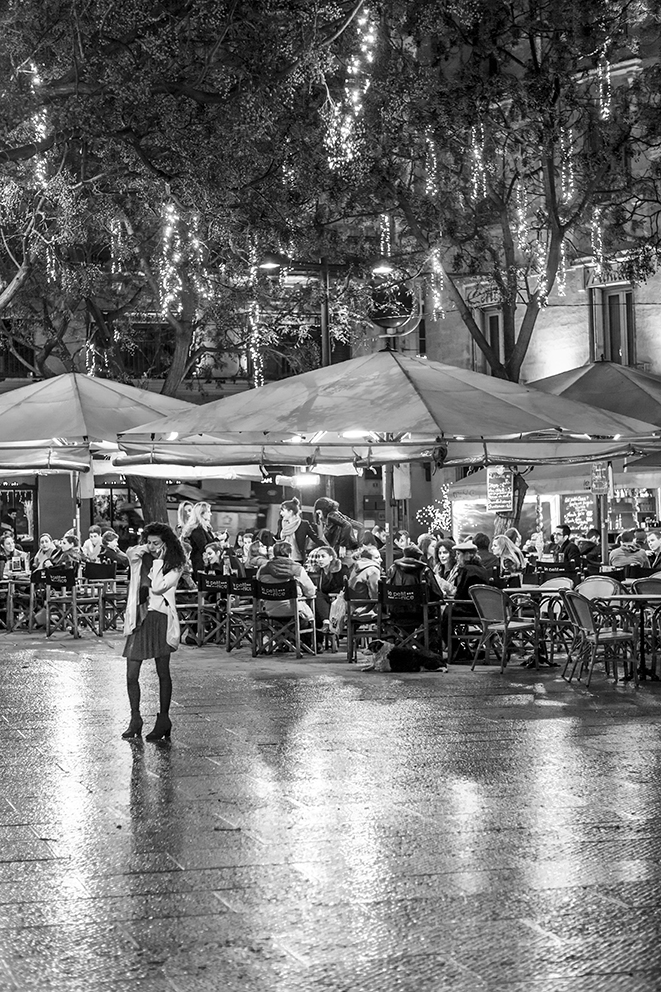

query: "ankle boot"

left=121, top=713, right=143, bottom=739
left=145, top=713, right=172, bottom=741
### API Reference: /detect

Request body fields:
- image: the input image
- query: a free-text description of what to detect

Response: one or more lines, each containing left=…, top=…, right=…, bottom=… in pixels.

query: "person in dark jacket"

left=473, top=532, right=499, bottom=571
left=99, top=529, right=129, bottom=571
left=552, top=524, right=581, bottom=566
left=577, top=528, right=602, bottom=566
left=278, top=497, right=326, bottom=562
left=256, top=541, right=316, bottom=620
left=440, top=540, right=490, bottom=661
left=313, top=497, right=361, bottom=557
left=306, top=546, right=350, bottom=630
left=386, top=545, right=443, bottom=623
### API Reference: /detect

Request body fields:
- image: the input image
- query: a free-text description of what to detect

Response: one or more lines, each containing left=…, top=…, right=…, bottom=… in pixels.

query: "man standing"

left=553, top=525, right=581, bottom=566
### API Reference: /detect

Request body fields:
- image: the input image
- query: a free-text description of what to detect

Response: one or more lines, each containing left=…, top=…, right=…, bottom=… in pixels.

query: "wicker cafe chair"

left=469, top=584, right=538, bottom=673
left=508, top=576, right=575, bottom=666
left=630, top=578, right=661, bottom=678
left=252, top=577, right=316, bottom=659
left=561, top=590, right=635, bottom=687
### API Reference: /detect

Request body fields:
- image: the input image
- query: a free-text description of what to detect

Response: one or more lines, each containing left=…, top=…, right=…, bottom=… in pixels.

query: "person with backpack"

left=313, top=497, right=363, bottom=558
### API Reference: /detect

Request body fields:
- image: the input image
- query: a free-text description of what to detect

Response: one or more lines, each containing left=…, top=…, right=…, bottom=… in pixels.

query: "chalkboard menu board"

left=560, top=494, right=596, bottom=534
left=486, top=467, right=514, bottom=513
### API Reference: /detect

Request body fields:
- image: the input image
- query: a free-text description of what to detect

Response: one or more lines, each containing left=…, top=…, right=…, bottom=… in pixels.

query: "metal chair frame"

left=561, top=590, right=635, bottom=687
left=469, top=585, right=538, bottom=673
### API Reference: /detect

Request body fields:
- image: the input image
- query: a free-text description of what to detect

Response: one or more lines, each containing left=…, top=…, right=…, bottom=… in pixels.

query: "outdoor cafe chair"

left=226, top=576, right=256, bottom=652
left=344, top=583, right=380, bottom=663
left=252, top=577, right=316, bottom=658
left=469, top=584, right=538, bottom=673
left=196, top=571, right=230, bottom=646
left=378, top=580, right=442, bottom=654
left=45, top=567, right=81, bottom=638
left=560, top=590, right=635, bottom=687
left=508, top=576, right=575, bottom=665
left=630, top=578, right=661, bottom=678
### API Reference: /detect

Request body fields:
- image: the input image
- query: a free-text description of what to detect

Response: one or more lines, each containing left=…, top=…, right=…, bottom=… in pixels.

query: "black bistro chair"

left=252, top=577, right=316, bottom=658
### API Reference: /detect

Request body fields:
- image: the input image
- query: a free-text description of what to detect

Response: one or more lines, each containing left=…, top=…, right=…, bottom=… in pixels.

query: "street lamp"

left=258, top=254, right=363, bottom=367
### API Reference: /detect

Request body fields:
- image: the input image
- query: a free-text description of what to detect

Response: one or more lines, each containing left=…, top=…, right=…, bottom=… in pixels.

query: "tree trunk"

left=493, top=473, right=528, bottom=535
left=129, top=477, right=169, bottom=524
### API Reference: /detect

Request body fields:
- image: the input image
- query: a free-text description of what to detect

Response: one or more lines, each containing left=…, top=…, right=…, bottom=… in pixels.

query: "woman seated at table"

left=433, top=539, right=457, bottom=582
left=1, top=535, right=30, bottom=578
left=32, top=533, right=58, bottom=570
left=245, top=539, right=269, bottom=571
left=492, top=534, right=527, bottom=578
left=440, top=540, right=490, bottom=662
left=201, top=540, right=245, bottom=578
left=307, top=546, right=349, bottom=633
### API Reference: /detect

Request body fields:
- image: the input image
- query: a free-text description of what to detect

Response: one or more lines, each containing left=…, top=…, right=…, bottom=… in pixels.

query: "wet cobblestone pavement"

left=1, top=633, right=661, bottom=991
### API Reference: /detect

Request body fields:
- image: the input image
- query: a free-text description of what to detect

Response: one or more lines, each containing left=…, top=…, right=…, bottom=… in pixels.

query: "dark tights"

left=126, top=655, right=172, bottom=716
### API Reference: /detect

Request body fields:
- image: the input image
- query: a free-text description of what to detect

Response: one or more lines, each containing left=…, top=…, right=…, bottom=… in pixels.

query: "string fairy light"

left=430, top=247, right=445, bottom=320
left=160, top=202, right=183, bottom=316
left=591, top=206, right=604, bottom=279
left=323, top=6, right=377, bottom=167
left=380, top=213, right=391, bottom=258
left=110, top=218, right=124, bottom=275
left=556, top=239, right=567, bottom=297
left=470, top=124, right=487, bottom=202
left=247, top=300, right=264, bottom=388
left=515, top=180, right=528, bottom=252
left=560, top=127, right=575, bottom=204
left=598, top=53, right=612, bottom=121
left=416, top=486, right=452, bottom=534
left=425, top=131, right=439, bottom=198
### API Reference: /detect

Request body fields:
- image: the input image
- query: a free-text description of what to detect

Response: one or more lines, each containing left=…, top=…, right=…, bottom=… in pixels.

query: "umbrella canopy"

left=530, top=361, right=661, bottom=425
left=0, top=373, right=197, bottom=443
left=122, top=350, right=658, bottom=443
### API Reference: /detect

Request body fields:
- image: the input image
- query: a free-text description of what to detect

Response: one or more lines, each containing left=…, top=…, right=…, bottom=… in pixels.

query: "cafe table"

left=602, top=594, right=661, bottom=683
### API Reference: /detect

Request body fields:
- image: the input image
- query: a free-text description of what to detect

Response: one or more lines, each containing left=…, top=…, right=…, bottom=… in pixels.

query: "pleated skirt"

left=123, top=611, right=170, bottom=660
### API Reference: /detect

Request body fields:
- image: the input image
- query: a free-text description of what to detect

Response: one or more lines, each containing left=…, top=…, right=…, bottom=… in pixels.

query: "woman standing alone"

left=122, top=523, right=186, bottom=742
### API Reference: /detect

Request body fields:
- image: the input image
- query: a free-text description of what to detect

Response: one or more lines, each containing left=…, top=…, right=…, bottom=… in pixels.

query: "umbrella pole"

left=599, top=494, right=609, bottom=564
left=385, top=462, right=395, bottom=570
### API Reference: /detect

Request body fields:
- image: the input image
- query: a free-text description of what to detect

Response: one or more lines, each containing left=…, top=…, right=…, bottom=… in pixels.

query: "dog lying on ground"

left=357, top=639, right=448, bottom=673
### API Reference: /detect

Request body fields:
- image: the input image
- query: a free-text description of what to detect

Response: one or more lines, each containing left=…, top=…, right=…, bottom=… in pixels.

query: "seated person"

left=473, top=532, right=499, bottom=571
left=1, top=535, right=30, bottom=578
left=98, top=529, right=129, bottom=571
left=32, top=533, right=58, bottom=570
left=202, top=540, right=245, bottom=578
left=577, top=528, right=602, bottom=566
left=609, top=529, right=650, bottom=569
left=256, top=540, right=316, bottom=621
left=245, top=539, right=269, bottom=571
left=440, top=540, right=490, bottom=661
left=386, top=544, right=443, bottom=599
left=552, top=524, right=581, bottom=566
left=306, top=546, right=349, bottom=632
left=492, top=534, right=527, bottom=578
left=50, top=533, right=86, bottom=568
left=346, top=544, right=382, bottom=619
left=82, top=525, right=103, bottom=561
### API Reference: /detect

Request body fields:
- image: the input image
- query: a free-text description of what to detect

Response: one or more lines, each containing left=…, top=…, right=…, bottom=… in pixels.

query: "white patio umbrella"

left=119, top=351, right=660, bottom=563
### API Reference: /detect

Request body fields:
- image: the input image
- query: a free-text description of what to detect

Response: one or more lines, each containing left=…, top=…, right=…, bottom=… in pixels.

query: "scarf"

left=279, top=515, right=302, bottom=560
left=136, top=552, right=154, bottom=627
